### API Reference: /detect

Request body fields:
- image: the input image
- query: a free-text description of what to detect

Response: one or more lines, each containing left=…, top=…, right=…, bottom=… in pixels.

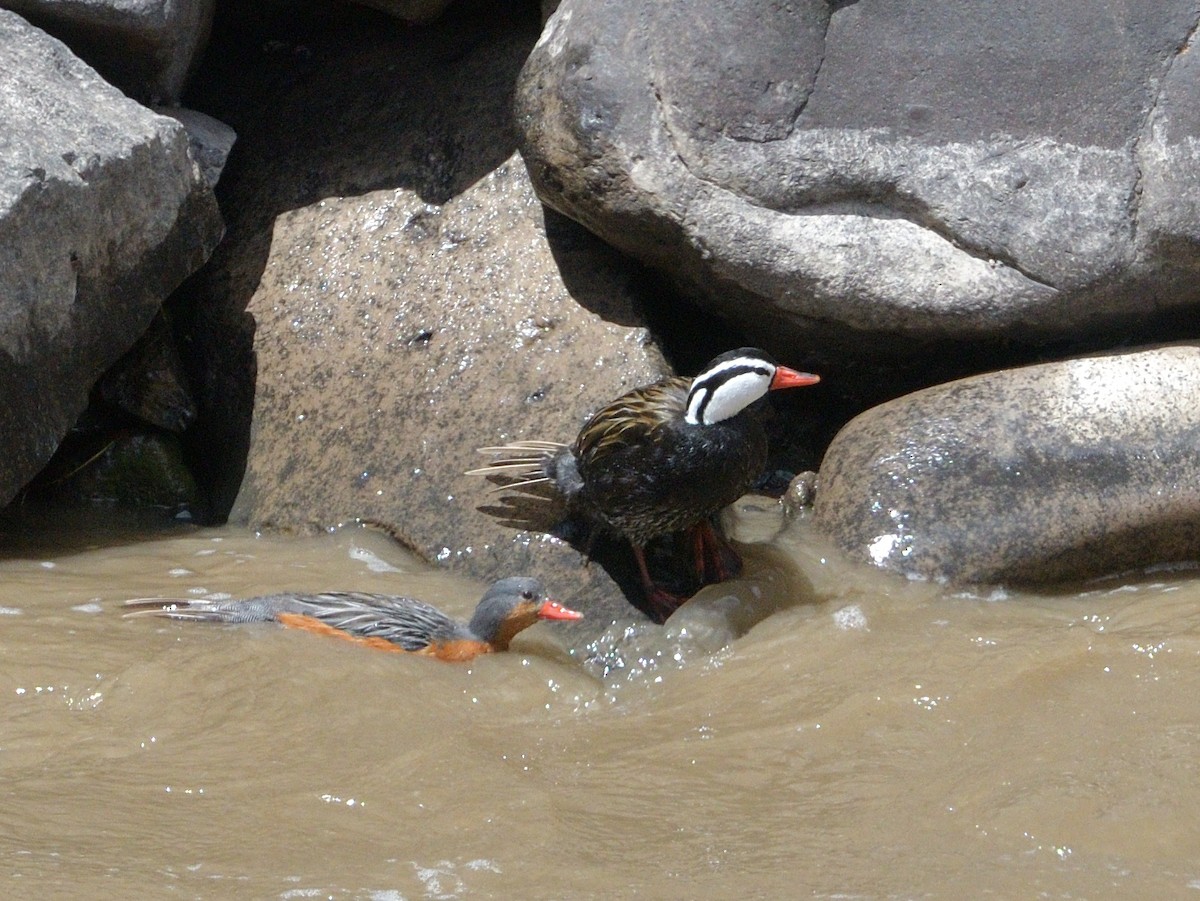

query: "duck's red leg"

left=691, top=526, right=708, bottom=582
left=695, top=519, right=742, bottom=583
left=631, top=543, right=688, bottom=623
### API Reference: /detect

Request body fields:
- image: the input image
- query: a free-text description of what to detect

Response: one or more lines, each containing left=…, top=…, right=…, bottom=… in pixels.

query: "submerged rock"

left=812, top=344, right=1200, bottom=585
left=517, top=1, right=1200, bottom=370
left=0, top=12, right=222, bottom=508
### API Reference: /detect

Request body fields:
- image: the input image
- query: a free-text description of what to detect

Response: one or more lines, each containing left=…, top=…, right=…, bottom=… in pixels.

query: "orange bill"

left=537, top=600, right=584, bottom=621
left=770, top=366, right=820, bottom=390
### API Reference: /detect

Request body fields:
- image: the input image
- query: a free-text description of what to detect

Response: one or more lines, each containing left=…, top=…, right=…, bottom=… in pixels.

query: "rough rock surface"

left=183, top=7, right=670, bottom=632
left=229, top=157, right=668, bottom=629
left=517, top=0, right=1200, bottom=371
left=812, top=344, right=1200, bottom=586
left=1, top=0, right=216, bottom=102
left=0, top=11, right=223, bottom=507
left=351, top=0, right=454, bottom=23
left=154, top=107, right=236, bottom=189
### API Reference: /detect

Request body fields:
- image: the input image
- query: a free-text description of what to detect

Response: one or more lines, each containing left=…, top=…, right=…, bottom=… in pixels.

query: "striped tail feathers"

left=474, top=440, right=565, bottom=453
left=466, top=441, right=566, bottom=493
left=121, top=597, right=246, bottom=623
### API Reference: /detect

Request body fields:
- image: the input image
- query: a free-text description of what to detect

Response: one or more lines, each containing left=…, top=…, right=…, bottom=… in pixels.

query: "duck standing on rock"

left=124, top=577, right=582, bottom=662
left=470, top=348, right=820, bottom=619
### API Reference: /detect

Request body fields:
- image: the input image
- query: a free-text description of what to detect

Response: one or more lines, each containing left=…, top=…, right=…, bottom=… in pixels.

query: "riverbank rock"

left=0, top=12, right=223, bottom=508
left=181, top=7, right=669, bottom=631
left=2, top=0, right=215, bottom=102
left=228, top=155, right=668, bottom=616
left=811, top=344, right=1200, bottom=585
left=517, top=1, right=1200, bottom=374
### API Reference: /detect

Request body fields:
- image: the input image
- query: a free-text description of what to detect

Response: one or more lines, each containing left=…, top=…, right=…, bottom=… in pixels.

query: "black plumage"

left=471, top=349, right=820, bottom=617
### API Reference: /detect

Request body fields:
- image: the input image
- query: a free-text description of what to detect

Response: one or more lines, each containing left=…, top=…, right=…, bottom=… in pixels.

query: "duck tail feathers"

left=465, top=441, right=566, bottom=483
left=121, top=597, right=243, bottom=623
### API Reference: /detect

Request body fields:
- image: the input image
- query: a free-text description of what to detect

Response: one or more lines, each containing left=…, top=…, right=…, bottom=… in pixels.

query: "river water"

left=2, top=504, right=1198, bottom=898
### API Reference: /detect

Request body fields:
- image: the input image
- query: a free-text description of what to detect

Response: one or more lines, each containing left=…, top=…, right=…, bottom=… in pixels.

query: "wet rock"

left=517, top=1, right=1200, bottom=370
left=183, top=8, right=669, bottom=631
left=811, top=344, right=1200, bottom=585
left=0, top=12, right=223, bottom=508
left=2, top=0, right=215, bottom=103
left=781, top=471, right=818, bottom=521
left=154, top=107, right=237, bottom=189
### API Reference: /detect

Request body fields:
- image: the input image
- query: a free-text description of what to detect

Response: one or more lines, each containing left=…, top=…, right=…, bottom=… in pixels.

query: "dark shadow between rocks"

left=539, top=205, right=853, bottom=476
left=170, top=0, right=544, bottom=523
left=539, top=208, right=656, bottom=330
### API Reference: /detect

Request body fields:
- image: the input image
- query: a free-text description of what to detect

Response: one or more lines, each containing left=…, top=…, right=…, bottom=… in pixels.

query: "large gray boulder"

left=0, top=0, right=215, bottom=102
left=0, top=11, right=223, bottom=507
left=184, top=9, right=669, bottom=632
left=812, top=344, right=1200, bottom=585
left=517, top=1, right=1200, bottom=368
left=228, top=156, right=668, bottom=631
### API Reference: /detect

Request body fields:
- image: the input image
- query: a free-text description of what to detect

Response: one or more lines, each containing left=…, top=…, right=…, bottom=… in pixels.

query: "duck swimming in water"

left=470, top=348, right=820, bottom=619
left=123, top=576, right=582, bottom=662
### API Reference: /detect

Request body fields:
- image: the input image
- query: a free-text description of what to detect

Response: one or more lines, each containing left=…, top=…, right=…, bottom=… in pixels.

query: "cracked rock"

left=518, top=0, right=1200, bottom=370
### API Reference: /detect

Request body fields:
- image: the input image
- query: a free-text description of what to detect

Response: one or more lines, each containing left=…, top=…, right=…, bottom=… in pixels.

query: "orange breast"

left=416, top=639, right=495, bottom=662
left=277, top=613, right=493, bottom=661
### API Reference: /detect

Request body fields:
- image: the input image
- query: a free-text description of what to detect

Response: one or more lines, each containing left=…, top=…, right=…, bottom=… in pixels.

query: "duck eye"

left=521, top=590, right=535, bottom=600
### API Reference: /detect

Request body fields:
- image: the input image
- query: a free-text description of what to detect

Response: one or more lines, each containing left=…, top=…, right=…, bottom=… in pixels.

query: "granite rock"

left=812, top=344, right=1200, bottom=585
left=0, top=11, right=222, bottom=506
left=1, top=0, right=216, bottom=102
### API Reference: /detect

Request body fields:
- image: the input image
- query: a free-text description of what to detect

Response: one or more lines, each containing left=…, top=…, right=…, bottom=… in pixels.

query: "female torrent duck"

left=124, top=576, right=582, bottom=662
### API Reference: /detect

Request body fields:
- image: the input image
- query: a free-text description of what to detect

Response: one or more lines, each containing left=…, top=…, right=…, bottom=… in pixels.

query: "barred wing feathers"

left=124, top=592, right=465, bottom=652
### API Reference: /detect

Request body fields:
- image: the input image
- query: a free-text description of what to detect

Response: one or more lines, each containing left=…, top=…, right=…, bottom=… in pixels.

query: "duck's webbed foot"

left=645, top=585, right=691, bottom=623
left=631, top=543, right=690, bottom=623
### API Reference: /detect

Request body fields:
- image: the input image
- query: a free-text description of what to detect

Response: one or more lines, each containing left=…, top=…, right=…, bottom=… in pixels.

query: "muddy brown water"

left=2, top=506, right=1199, bottom=899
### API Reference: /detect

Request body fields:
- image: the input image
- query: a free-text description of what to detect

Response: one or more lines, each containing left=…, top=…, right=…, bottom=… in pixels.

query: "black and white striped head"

left=684, top=348, right=820, bottom=426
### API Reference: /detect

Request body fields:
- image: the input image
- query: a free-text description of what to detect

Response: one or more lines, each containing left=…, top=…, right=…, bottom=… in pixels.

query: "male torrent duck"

left=471, top=348, right=819, bottom=619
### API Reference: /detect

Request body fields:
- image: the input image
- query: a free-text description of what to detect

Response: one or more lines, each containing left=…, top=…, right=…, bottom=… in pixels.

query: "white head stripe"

left=691, top=357, right=773, bottom=388
left=685, top=357, right=776, bottom=425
